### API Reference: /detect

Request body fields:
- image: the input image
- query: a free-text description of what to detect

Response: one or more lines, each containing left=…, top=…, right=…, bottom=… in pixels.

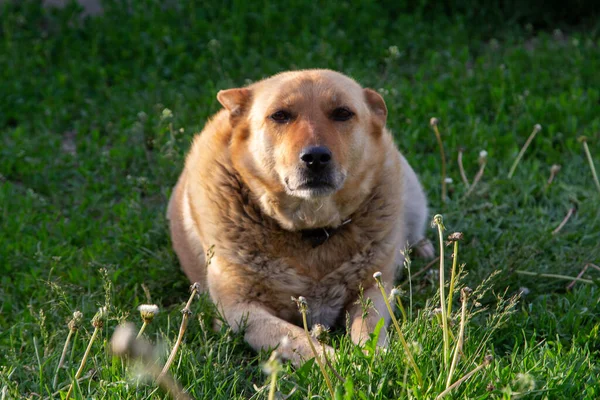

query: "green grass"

left=1, top=1, right=600, bottom=398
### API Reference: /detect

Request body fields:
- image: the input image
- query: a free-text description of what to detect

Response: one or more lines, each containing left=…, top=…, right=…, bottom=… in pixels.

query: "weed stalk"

left=65, top=307, right=106, bottom=400
left=53, top=311, right=82, bottom=389
left=446, top=287, right=472, bottom=389
left=159, top=283, right=201, bottom=379
left=293, top=296, right=335, bottom=397
left=508, top=124, right=541, bottom=179
left=463, top=151, right=487, bottom=199
left=373, top=272, right=423, bottom=386
left=446, top=233, right=464, bottom=316
left=430, top=118, right=448, bottom=203
left=578, top=136, right=600, bottom=194
left=457, top=148, right=470, bottom=188
left=432, top=215, right=450, bottom=369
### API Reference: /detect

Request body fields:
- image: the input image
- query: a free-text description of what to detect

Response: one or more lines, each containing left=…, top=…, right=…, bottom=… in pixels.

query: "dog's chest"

left=231, top=229, right=389, bottom=327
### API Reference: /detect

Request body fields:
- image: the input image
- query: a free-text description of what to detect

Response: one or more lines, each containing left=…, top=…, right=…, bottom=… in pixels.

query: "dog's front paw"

left=414, top=238, right=435, bottom=259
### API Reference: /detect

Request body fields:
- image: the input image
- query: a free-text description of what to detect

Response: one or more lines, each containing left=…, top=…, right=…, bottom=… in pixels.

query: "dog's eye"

left=331, top=107, right=354, bottom=121
left=270, top=110, right=292, bottom=123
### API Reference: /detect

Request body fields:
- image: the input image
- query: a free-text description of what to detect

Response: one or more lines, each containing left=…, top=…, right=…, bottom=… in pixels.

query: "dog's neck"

left=299, top=217, right=352, bottom=247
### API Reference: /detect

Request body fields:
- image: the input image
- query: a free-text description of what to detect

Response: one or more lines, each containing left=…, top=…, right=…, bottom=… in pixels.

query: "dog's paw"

left=414, top=238, right=435, bottom=259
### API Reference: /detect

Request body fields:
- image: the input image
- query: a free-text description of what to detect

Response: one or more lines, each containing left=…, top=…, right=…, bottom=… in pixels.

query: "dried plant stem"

left=551, top=207, right=576, bottom=235
left=446, top=289, right=470, bottom=389
left=458, top=150, right=470, bottom=188
left=298, top=303, right=335, bottom=398
left=53, top=330, right=74, bottom=389
left=374, top=275, right=423, bottom=386
left=545, top=164, right=561, bottom=190
left=433, top=125, right=447, bottom=202
left=516, top=270, right=594, bottom=284
left=433, top=216, right=450, bottom=369
left=159, top=285, right=199, bottom=379
left=580, top=138, right=600, bottom=194
left=65, top=326, right=100, bottom=400
left=463, top=160, right=486, bottom=199
left=567, top=263, right=600, bottom=290
left=446, top=242, right=460, bottom=316
left=436, top=356, right=493, bottom=399
left=508, top=124, right=541, bottom=179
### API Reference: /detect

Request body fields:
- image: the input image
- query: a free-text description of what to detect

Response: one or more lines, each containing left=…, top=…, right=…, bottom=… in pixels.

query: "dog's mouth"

left=284, top=177, right=338, bottom=198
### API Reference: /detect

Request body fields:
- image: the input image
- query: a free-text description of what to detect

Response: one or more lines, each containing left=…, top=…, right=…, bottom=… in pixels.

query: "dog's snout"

left=300, top=146, right=332, bottom=169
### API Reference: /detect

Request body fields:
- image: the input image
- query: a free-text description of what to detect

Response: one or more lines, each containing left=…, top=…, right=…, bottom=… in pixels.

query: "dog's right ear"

left=217, top=88, right=252, bottom=124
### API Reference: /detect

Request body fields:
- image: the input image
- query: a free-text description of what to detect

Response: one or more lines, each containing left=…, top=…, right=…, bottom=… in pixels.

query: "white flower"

left=479, top=150, right=488, bottom=159
left=138, top=304, right=159, bottom=315
left=373, top=271, right=382, bottom=280
left=534, top=123, right=542, bottom=132
left=444, top=177, right=453, bottom=184
left=161, top=108, right=173, bottom=120
left=138, top=304, right=159, bottom=323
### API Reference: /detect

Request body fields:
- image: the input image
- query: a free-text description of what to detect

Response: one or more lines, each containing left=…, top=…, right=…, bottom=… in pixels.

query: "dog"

left=167, top=69, right=433, bottom=366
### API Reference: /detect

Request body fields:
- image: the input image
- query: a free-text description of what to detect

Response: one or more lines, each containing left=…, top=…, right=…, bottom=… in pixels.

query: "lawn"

left=1, top=1, right=599, bottom=399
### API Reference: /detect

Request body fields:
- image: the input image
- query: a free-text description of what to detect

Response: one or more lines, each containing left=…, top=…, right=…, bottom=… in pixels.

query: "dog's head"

left=218, top=70, right=388, bottom=227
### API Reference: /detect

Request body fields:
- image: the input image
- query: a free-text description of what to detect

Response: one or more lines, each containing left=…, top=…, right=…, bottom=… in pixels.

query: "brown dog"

left=167, top=69, right=433, bottom=365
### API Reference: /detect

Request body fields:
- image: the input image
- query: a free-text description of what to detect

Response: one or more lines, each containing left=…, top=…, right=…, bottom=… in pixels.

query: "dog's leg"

left=347, top=277, right=393, bottom=348
left=207, top=260, right=333, bottom=366
left=401, top=155, right=435, bottom=259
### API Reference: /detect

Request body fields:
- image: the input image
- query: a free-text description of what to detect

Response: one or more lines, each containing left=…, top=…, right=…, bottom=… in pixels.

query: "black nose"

left=300, top=146, right=332, bottom=169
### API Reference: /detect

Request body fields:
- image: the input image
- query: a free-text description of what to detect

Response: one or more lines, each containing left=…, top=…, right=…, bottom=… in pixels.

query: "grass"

left=1, top=1, right=599, bottom=398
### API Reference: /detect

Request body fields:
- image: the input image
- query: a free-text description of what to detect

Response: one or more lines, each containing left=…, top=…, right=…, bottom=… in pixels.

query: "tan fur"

left=167, top=70, right=433, bottom=365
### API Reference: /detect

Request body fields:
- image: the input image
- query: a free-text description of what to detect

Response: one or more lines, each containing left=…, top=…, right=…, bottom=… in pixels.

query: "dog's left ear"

left=217, top=88, right=252, bottom=124
left=363, top=88, right=387, bottom=130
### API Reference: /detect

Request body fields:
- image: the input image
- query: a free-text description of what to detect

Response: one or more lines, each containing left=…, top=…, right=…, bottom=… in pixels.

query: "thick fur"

left=167, top=70, right=433, bottom=366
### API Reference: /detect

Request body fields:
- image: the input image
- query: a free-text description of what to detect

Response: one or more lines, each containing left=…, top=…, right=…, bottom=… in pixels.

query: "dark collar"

left=300, top=218, right=352, bottom=248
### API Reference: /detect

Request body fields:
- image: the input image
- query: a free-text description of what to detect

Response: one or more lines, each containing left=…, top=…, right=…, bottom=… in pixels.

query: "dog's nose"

left=300, top=146, right=332, bottom=169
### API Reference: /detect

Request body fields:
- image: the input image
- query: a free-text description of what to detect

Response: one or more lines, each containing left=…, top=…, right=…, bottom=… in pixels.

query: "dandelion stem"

left=159, top=284, right=200, bottom=379
left=297, top=301, right=335, bottom=397
left=53, top=330, right=74, bottom=389
left=137, top=321, right=148, bottom=339
left=394, top=295, right=408, bottom=323
left=463, top=160, right=486, bottom=199
left=446, top=241, right=459, bottom=316
left=374, top=275, right=423, bottom=386
left=580, top=138, right=600, bottom=194
left=65, top=326, right=100, bottom=400
left=436, top=355, right=493, bottom=399
left=545, top=164, right=561, bottom=191
left=433, top=215, right=450, bottom=369
left=458, top=149, right=470, bottom=188
left=446, top=288, right=470, bottom=389
left=508, top=124, right=541, bottom=179
left=551, top=207, right=576, bottom=235
left=267, top=365, right=278, bottom=400
left=430, top=118, right=447, bottom=203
